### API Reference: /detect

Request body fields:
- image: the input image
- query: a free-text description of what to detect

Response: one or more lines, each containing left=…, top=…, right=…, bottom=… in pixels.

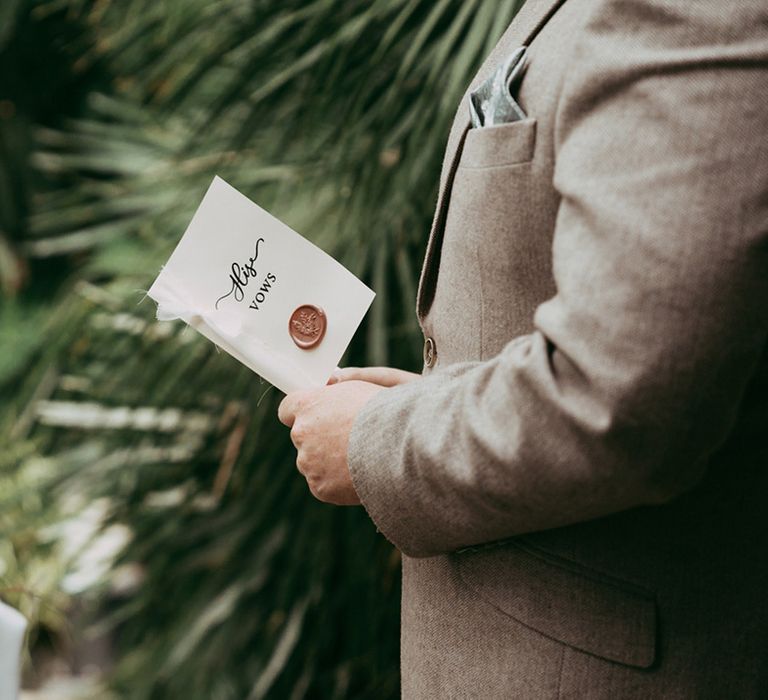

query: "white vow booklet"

left=148, top=176, right=375, bottom=394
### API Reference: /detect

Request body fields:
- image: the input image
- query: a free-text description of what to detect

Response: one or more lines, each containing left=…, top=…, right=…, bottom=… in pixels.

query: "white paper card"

left=148, top=176, right=375, bottom=394
left=0, top=601, right=26, bottom=700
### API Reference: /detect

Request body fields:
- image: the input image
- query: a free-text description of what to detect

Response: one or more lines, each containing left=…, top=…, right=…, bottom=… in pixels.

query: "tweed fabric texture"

left=348, top=0, right=768, bottom=697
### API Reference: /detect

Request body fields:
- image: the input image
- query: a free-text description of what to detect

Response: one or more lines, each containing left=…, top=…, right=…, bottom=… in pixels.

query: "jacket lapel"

left=416, top=0, right=568, bottom=320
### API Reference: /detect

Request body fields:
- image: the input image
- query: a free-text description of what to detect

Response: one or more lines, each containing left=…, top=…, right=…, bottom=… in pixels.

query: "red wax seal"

left=289, top=305, right=327, bottom=349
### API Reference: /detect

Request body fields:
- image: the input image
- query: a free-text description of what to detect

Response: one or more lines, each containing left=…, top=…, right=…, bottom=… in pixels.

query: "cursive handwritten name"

left=215, top=238, right=265, bottom=309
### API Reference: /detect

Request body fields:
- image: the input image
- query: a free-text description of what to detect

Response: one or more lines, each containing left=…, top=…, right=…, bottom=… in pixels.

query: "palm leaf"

left=3, top=1, right=527, bottom=697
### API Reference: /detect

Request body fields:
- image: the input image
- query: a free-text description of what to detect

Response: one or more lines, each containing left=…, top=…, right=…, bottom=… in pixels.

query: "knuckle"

left=307, top=480, right=321, bottom=500
left=290, top=421, right=305, bottom=443
left=312, top=482, right=327, bottom=501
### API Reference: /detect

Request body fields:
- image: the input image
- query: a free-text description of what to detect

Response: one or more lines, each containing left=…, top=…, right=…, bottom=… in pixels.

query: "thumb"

left=277, top=392, right=303, bottom=427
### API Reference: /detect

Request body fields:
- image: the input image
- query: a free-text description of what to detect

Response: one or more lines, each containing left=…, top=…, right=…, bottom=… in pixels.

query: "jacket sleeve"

left=347, top=0, right=768, bottom=558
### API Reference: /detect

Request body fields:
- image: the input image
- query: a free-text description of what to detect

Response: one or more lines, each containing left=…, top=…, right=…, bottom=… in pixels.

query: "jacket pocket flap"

left=460, top=118, right=537, bottom=169
left=454, top=540, right=657, bottom=668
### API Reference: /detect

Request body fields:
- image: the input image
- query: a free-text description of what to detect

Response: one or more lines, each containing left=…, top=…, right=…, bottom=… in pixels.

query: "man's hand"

left=277, top=380, right=386, bottom=505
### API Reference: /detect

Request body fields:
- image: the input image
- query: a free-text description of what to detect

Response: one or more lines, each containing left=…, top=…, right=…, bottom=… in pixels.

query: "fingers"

left=332, top=366, right=420, bottom=387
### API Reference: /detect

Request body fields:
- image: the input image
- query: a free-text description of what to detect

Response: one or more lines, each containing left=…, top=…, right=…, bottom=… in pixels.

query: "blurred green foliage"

left=1, top=1, right=525, bottom=697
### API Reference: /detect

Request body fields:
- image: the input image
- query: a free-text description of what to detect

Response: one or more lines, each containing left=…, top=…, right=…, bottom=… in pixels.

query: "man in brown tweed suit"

left=279, top=0, right=768, bottom=696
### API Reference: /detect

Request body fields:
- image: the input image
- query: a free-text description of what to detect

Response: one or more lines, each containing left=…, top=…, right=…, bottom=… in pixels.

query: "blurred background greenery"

left=0, top=1, right=525, bottom=697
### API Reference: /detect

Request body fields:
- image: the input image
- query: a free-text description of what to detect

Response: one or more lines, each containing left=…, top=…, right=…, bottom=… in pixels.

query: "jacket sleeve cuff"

left=346, top=365, right=473, bottom=558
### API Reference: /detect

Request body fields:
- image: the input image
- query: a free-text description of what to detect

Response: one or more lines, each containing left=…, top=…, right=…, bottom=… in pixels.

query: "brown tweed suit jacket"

left=348, top=0, right=768, bottom=697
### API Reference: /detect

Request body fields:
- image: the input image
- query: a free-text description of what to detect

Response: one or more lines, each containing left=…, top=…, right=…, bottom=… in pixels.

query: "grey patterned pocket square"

left=469, top=46, right=529, bottom=128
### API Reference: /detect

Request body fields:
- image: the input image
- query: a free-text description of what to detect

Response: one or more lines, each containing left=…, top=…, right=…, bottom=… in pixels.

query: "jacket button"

left=423, top=336, right=437, bottom=368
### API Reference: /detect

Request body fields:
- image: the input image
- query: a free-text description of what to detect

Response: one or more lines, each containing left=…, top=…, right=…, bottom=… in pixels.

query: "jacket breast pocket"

left=452, top=540, right=658, bottom=669
left=430, top=115, right=553, bottom=361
